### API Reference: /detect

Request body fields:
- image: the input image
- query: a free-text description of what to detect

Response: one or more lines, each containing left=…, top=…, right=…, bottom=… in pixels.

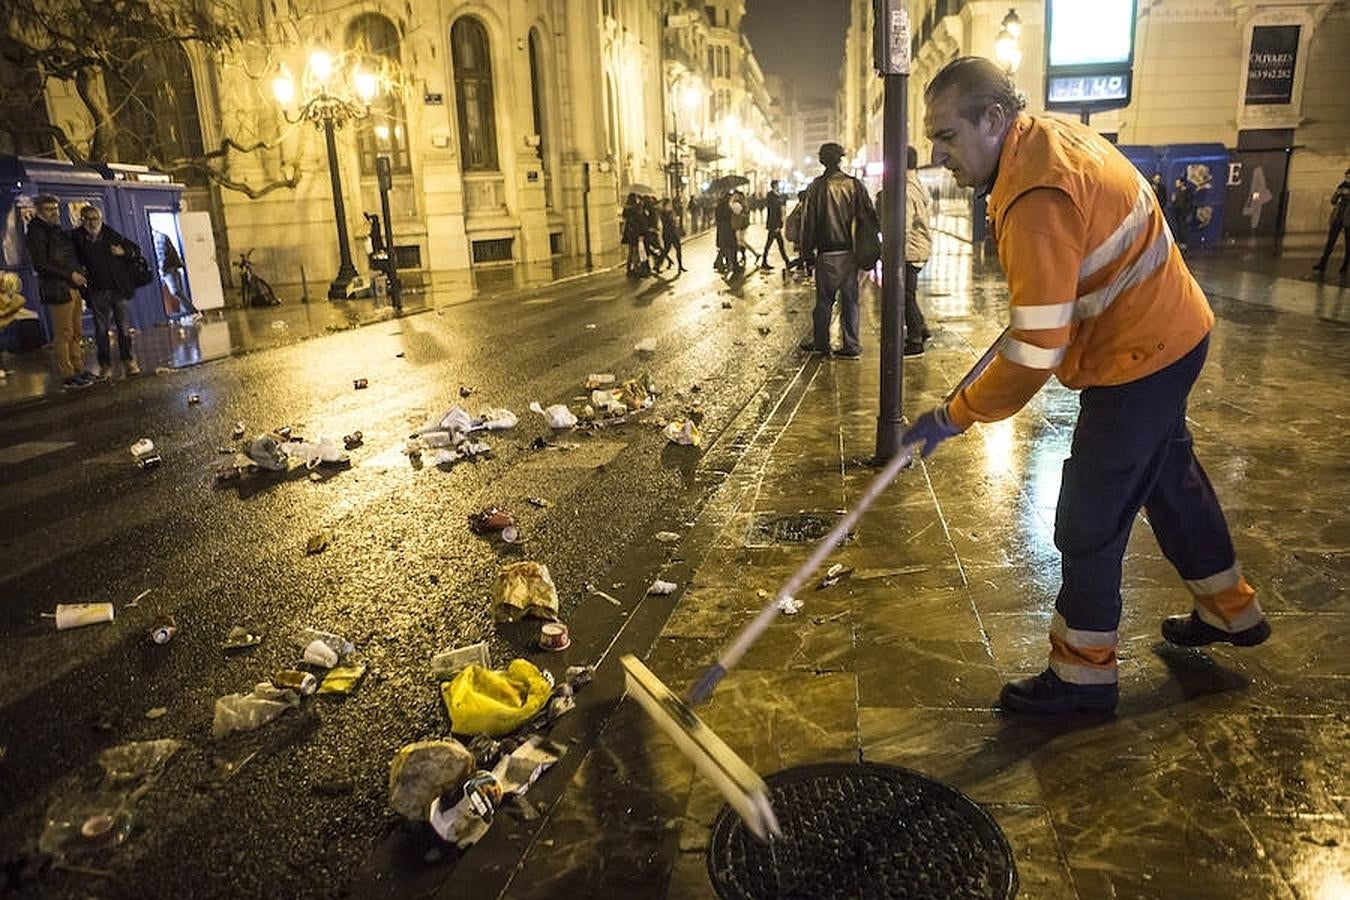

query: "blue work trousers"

left=1054, top=336, right=1238, bottom=634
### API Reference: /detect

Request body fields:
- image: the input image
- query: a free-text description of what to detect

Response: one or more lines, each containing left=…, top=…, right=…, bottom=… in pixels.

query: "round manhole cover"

left=707, top=763, right=1017, bottom=900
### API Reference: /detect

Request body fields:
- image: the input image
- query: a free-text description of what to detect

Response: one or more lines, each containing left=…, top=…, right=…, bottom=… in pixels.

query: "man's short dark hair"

left=34, top=194, right=59, bottom=208
left=819, top=142, right=845, bottom=165
left=924, top=56, right=1025, bottom=123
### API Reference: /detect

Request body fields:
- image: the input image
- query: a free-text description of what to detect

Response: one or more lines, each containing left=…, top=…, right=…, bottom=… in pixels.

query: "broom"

left=622, top=329, right=1007, bottom=839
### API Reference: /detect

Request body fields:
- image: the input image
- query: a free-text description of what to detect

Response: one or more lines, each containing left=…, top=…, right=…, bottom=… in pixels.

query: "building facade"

left=838, top=0, right=1350, bottom=247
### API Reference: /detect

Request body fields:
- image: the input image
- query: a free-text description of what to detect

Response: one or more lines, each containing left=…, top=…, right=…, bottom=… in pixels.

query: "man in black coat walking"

left=759, top=180, right=790, bottom=270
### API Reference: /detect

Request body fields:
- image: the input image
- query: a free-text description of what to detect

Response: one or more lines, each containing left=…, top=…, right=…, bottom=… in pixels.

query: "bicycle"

left=236, top=249, right=280, bottom=307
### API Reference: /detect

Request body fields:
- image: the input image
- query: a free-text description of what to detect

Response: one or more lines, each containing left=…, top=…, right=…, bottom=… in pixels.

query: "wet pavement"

left=1, top=223, right=1346, bottom=900
left=447, top=235, right=1348, bottom=899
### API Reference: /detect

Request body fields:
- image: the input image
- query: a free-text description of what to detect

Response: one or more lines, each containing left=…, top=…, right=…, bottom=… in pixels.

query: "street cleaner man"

left=901, top=57, right=1268, bottom=715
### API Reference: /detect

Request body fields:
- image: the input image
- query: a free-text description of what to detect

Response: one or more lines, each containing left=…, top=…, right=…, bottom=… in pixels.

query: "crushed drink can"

left=272, top=669, right=318, bottom=695
left=343, top=431, right=363, bottom=449
left=353, top=378, right=368, bottom=390
left=188, top=393, right=201, bottom=405
left=148, top=615, right=177, bottom=644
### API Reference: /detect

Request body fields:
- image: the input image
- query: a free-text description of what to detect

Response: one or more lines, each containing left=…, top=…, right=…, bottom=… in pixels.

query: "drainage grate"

left=747, top=512, right=849, bottom=547
left=707, top=763, right=1018, bottom=900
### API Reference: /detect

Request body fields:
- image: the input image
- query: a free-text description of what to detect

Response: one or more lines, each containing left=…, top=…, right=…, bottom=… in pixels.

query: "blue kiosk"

left=0, top=156, right=188, bottom=346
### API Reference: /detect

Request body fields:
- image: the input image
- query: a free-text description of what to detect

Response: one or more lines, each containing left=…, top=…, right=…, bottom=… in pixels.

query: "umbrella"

left=707, top=174, right=749, bottom=194
left=622, top=183, right=659, bottom=197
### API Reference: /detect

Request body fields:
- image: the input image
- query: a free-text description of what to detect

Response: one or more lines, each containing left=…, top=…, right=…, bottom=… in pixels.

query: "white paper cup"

left=55, top=603, right=115, bottom=630
left=302, top=639, right=338, bottom=668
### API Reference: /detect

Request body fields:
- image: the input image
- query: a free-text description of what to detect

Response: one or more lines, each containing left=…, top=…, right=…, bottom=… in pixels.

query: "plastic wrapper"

left=211, top=683, right=300, bottom=738
left=663, top=420, right=703, bottom=447
left=441, top=660, right=553, bottom=737
left=491, top=561, right=560, bottom=622
left=476, top=408, right=518, bottom=431
left=432, top=641, right=491, bottom=680
left=284, top=435, right=349, bottom=469
left=246, top=434, right=288, bottom=471
left=38, top=791, right=134, bottom=857
left=318, top=663, right=367, bottom=695
left=529, top=401, right=577, bottom=429
left=99, top=739, right=182, bottom=786
left=648, top=579, right=678, bottom=595
left=633, top=337, right=657, bottom=353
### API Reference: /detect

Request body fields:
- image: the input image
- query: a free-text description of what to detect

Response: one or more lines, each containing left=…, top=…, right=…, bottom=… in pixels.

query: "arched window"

left=451, top=17, right=498, bottom=171
left=104, top=40, right=206, bottom=184
left=347, top=14, right=410, bottom=176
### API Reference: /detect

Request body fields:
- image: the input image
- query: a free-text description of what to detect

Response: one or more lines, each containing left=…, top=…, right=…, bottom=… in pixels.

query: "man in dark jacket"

left=800, top=142, right=877, bottom=358
left=759, top=180, right=790, bottom=270
left=72, top=205, right=140, bottom=377
left=25, top=195, right=93, bottom=390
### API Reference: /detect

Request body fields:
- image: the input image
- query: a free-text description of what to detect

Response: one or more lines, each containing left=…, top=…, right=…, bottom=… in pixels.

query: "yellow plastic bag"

left=442, top=660, right=552, bottom=737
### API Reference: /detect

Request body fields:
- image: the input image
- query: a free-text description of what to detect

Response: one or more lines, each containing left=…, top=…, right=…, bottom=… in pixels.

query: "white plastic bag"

left=529, top=401, right=577, bottom=429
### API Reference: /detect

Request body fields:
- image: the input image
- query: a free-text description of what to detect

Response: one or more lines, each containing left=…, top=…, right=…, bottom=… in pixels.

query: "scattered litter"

left=442, top=660, right=553, bottom=737
left=144, top=707, right=167, bottom=720
left=722, top=300, right=732, bottom=309
left=584, top=582, right=621, bottom=607
left=222, top=626, right=263, bottom=652
left=148, top=616, right=177, bottom=645
left=39, top=740, right=182, bottom=858
left=211, top=683, right=300, bottom=738
left=305, top=529, right=333, bottom=555
left=477, top=408, right=518, bottom=431
left=52, top=603, right=115, bottom=631
left=459, top=385, right=475, bottom=398
left=271, top=670, right=318, bottom=695
left=231, top=422, right=245, bottom=439
left=429, top=736, right=564, bottom=848
left=295, top=627, right=354, bottom=658
left=276, top=425, right=293, bottom=440
left=271, top=320, right=288, bottom=330
left=529, top=401, right=578, bottom=429
left=245, top=434, right=288, bottom=471
left=654, top=531, right=680, bottom=543
left=777, top=594, right=804, bottom=615
left=302, top=641, right=338, bottom=668
left=125, top=589, right=151, bottom=609
left=817, top=564, right=854, bottom=590
left=129, top=438, right=161, bottom=470
left=388, top=739, right=475, bottom=819
left=468, top=507, right=515, bottom=536
left=648, top=580, right=678, bottom=596
left=537, top=622, right=570, bottom=652
left=662, top=420, right=703, bottom=447
left=634, top=337, right=657, bottom=354
left=431, top=641, right=491, bottom=680
left=584, top=323, right=597, bottom=330
left=187, top=393, right=201, bottom=405
left=584, top=373, right=615, bottom=389
left=287, top=436, right=351, bottom=469
left=526, top=496, right=553, bottom=509
left=353, top=378, right=369, bottom=390
left=492, top=561, right=560, bottom=622
left=318, top=663, right=368, bottom=695
left=342, top=431, right=364, bottom=449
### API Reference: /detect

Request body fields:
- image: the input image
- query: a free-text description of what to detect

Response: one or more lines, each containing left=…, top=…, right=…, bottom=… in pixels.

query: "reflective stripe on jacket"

left=947, top=114, right=1214, bottom=430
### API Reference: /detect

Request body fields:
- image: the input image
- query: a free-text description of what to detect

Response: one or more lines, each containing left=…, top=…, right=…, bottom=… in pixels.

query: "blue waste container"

left=1158, top=144, right=1228, bottom=249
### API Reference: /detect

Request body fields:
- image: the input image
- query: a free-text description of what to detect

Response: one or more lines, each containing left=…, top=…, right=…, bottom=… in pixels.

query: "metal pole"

left=376, top=155, right=402, bottom=312
left=875, top=69, right=908, bottom=460
left=322, top=116, right=358, bottom=299
left=582, top=162, right=593, bottom=270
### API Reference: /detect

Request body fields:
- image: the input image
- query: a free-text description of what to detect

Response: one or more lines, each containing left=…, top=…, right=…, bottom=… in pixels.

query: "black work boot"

left=1161, top=611, right=1270, bottom=648
left=999, top=669, right=1118, bottom=714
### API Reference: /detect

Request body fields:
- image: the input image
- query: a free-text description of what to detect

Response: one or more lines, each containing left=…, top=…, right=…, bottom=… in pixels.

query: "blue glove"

left=901, top=405, right=963, bottom=458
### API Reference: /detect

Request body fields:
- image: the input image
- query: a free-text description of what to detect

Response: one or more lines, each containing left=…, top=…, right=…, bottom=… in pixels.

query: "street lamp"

left=668, top=79, right=703, bottom=200
left=272, top=50, right=380, bottom=300
left=995, top=8, right=1023, bottom=74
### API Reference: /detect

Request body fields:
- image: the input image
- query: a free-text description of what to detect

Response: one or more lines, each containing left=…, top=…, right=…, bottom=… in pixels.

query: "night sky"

left=743, top=0, right=850, bottom=104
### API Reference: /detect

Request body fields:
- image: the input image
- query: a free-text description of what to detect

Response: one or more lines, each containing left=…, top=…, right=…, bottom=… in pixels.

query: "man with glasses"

left=24, top=195, right=94, bottom=390
left=72, top=205, right=140, bottom=377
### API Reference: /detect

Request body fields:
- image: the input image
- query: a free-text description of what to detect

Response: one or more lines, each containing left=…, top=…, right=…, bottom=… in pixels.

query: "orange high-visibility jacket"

left=946, top=114, right=1214, bottom=430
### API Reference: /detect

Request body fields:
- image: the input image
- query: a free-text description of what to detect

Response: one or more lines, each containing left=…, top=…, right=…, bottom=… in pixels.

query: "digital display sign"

left=1044, top=0, right=1138, bottom=115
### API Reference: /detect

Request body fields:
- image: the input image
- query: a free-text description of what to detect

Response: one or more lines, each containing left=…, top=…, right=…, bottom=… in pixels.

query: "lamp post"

left=273, top=51, right=379, bottom=301
left=668, top=81, right=702, bottom=201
